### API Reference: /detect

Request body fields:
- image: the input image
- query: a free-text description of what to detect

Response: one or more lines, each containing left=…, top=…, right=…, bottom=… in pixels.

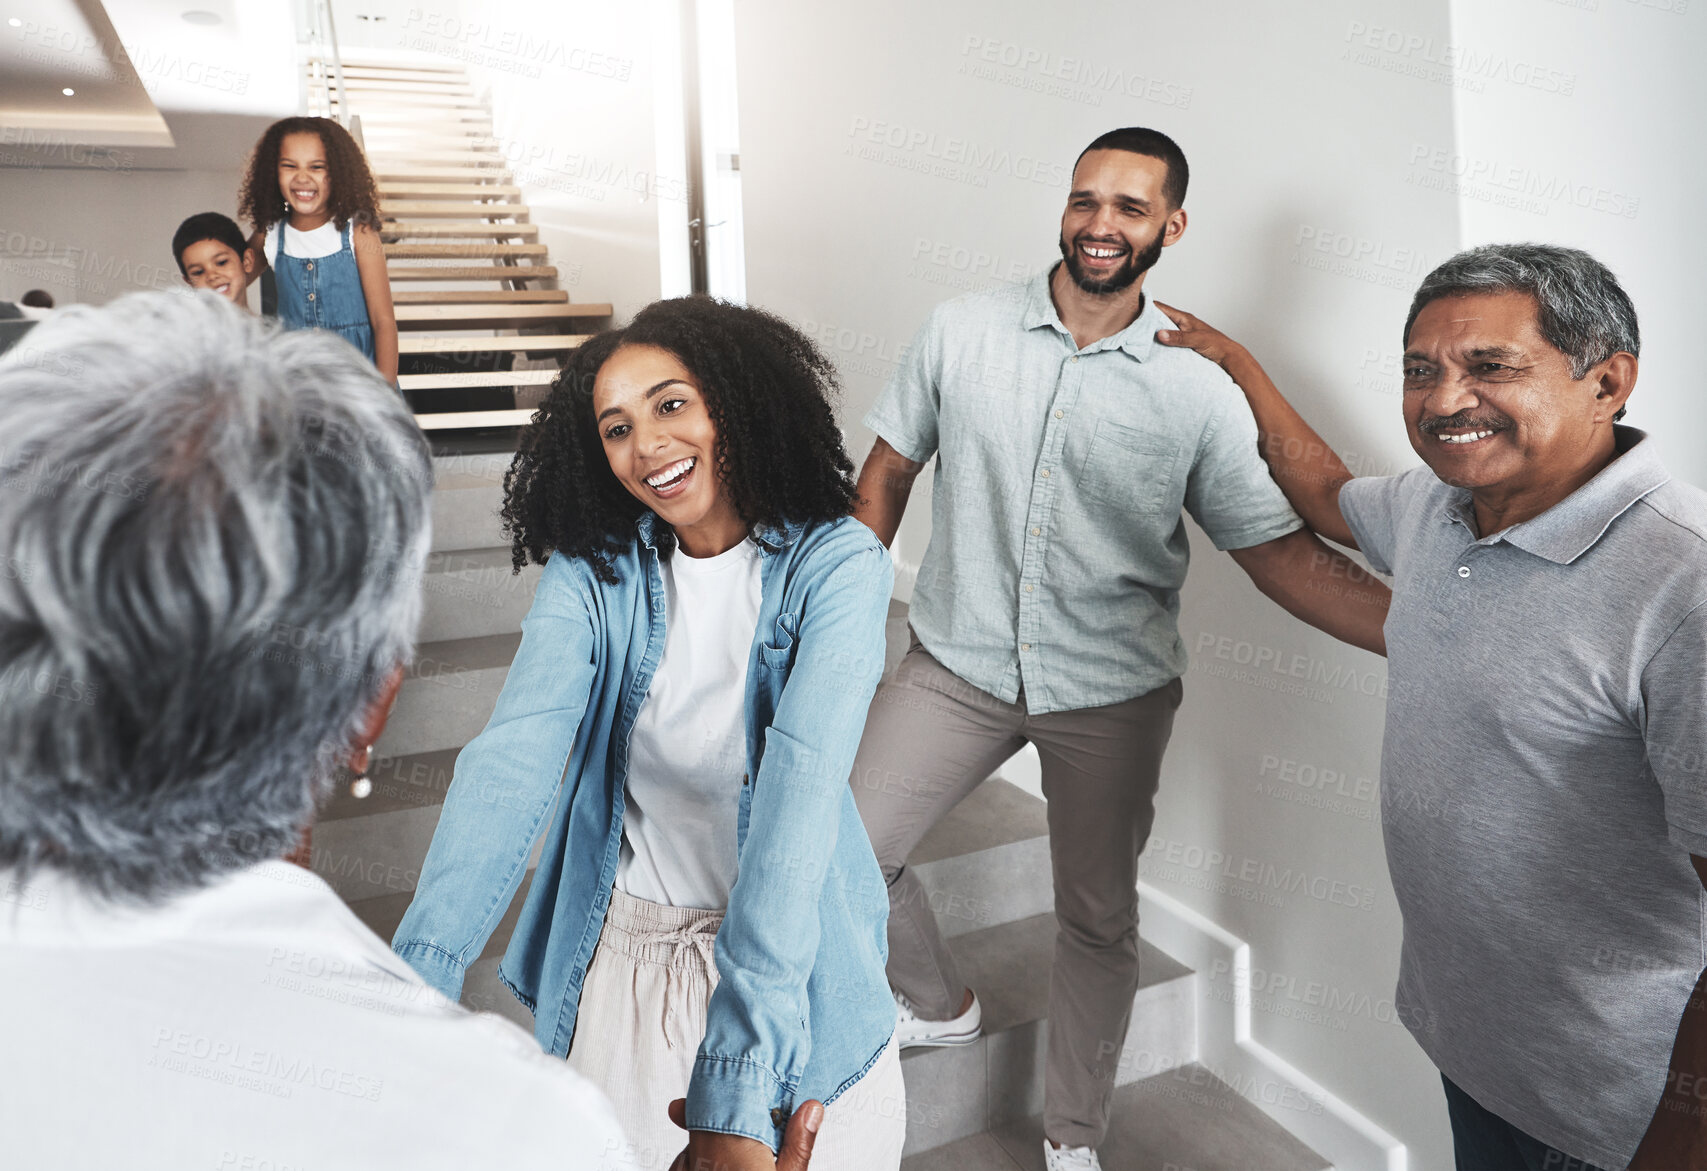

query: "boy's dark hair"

left=502, top=297, right=858, bottom=582
left=171, top=212, right=249, bottom=275
left=1075, top=127, right=1189, bottom=209
left=237, top=117, right=381, bottom=233
left=19, top=290, right=53, bottom=309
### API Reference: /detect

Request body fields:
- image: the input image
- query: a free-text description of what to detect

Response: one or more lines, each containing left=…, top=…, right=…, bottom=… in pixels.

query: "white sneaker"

left=1042, top=1140, right=1102, bottom=1171
left=892, top=988, right=982, bottom=1049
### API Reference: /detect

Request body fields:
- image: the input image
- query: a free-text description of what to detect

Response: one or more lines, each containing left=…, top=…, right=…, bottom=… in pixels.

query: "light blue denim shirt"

left=865, top=268, right=1301, bottom=713
left=391, top=513, right=896, bottom=1151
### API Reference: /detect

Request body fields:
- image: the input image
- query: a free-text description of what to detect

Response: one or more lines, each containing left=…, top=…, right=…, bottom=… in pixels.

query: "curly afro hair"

left=503, top=297, right=858, bottom=581
left=238, top=117, right=381, bottom=233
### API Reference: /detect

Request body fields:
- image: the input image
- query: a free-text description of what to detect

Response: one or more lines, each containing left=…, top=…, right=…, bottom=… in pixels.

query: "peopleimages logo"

left=1342, top=22, right=1577, bottom=96
left=845, top=117, right=1071, bottom=188
left=1406, top=144, right=1641, bottom=220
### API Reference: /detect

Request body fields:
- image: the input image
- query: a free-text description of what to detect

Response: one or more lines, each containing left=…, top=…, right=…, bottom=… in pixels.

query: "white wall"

left=729, top=2, right=1520, bottom=1168
left=0, top=161, right=257, bottom=307
left=1447, top=0, right=1707, bottom=480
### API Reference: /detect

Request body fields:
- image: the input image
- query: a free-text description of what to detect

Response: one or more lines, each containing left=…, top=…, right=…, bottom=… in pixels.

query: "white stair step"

left=969, top=1067, right=1332, bottom=1171
left=395, top=302, right=611, bottom=330
left=415, top=546, right=542, bottom=643
left=401, top=334, right=587, bottom=356
left=899, top=913, right=1197, bottom=1157
left=375, top=630, right=521, bottom=758
left=415, top=409, right=537, bottom=431
left=428, top=452, right=514, bottom=550
left=399, top=369, right=558, bottom=391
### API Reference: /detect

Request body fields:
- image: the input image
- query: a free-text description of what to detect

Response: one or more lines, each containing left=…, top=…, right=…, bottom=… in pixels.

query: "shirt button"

left=1021, top=643, right=1031, bottom=651
left=1031, top=527, right=1041, bottom=536
left=307, top=292, right=315, bottom=301
left=1040, top=470, right=1050, bottom=478
left=306, top=261, right=314, bottom=270
left=742, top=773, right=749, bottom=786
left=1025, top=585, right=1034, bottom=592
left=1071, top=356, right=1080, bottom=363
left=1458, top=566, right=1471, bottom=578
left=1054, top=410, right=1064, bottom=419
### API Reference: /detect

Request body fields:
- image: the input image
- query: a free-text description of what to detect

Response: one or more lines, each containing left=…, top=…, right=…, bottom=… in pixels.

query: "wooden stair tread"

left=399, top=369, right=560, bottom=390
left=374, top=169, right=513, bottom=183
left=379, top=183, right=521, bottom=198
left=387, top=264, right=556, bottom=281
left=415, top=409, right=536, bottom=430
left=363, top=124, right=494, bottom=135
left=382, top=201, right=528, bottom=217
left=362, top=123, right=495, bottom=135
left=340, top=81, right=476, bottom=94
left=341, top=68, right=465, bottom=83
left=356, top=115, right=491, bottom=127
left=368, top=150, right=507, bottom=164
left=399, top=335, right=589, bottom=355
left=396, top=303, right=611, bottom=329
left=383, top=223, right=539, bottom=239
left=385, top=243, right=547, bottom=259
left=392, top=290, right=567, bottom=304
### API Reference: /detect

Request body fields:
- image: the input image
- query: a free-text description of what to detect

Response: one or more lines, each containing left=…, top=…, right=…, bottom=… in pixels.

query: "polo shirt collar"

left=1021, top=264, right=1161, bottom=361
left=1444, top=426, right=1670, bottom=564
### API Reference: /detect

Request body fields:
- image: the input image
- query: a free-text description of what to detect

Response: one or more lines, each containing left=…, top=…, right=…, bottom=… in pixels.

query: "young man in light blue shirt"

left=849, top=127, right=1391, bottom=1170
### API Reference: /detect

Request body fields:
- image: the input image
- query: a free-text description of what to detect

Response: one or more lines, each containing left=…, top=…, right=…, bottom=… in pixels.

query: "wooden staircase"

left=307, top=53, right=612, bottom=434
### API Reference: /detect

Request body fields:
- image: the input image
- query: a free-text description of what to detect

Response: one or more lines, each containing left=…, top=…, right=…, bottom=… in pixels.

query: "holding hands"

left=666, top=1098, right=826, bottom=1171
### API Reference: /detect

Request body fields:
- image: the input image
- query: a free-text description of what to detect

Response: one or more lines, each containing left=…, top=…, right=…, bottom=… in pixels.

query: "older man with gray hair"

left=0, top=292, right=625, bottom=1169
left=1158, top=244, right=1707, bottom=1170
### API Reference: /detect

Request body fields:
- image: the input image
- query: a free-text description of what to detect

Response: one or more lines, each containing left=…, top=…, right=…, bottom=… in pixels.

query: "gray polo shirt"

left=865, top=270, right=1301, bottom=713
left=1339, top=427, right=1707, bottom=1168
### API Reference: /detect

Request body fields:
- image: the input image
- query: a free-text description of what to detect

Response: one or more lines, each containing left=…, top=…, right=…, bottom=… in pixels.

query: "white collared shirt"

left=0, top=860, right=622, bottom=1170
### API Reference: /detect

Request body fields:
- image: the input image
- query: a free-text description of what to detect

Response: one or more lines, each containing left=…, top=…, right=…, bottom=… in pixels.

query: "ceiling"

left=0, top=0, right=299, bottom=157
left=0, top=0, right=174, bottom=146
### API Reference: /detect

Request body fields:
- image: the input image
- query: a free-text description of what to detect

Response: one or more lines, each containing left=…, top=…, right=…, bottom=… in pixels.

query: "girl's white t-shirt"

left=262, top=219, right=343, bottom=261
left=615, top=537, right=764, bottom=910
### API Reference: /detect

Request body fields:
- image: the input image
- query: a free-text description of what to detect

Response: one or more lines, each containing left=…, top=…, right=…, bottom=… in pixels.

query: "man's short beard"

left=1058, top=227, right=1165, bottom=295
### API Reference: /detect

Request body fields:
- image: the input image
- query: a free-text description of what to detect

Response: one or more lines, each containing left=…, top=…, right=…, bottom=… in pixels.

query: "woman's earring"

left=350, top=743, right=374, bottom=799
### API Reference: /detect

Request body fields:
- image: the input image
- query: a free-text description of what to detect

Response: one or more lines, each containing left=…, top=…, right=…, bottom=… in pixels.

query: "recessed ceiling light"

left=7, top=17, right=21, bottom=26
left=62, top=87, right=75, bottom=97
left=181, top=10, right=220, bottom=24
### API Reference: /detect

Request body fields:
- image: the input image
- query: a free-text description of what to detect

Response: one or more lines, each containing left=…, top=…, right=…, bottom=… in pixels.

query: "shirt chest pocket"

left=1075, top=420, right=1181, bottom=516
left=757, top=611, right=800, bottom=670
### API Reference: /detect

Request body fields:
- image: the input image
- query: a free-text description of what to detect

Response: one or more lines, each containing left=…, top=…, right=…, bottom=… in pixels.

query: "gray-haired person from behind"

left=0, top=291, right=622, bottom=1170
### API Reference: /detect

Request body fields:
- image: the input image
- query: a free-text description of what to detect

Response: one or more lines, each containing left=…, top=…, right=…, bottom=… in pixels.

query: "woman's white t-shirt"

left=615, top=537, right=764, bottom=910
left=262, top=219, right=343, bottom=261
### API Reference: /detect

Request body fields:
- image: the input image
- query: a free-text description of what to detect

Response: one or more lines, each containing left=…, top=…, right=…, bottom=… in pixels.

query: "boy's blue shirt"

left=392, top=513, right=897, bottom=1151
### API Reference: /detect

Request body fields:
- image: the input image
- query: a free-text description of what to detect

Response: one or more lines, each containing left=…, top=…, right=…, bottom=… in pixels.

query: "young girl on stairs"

left=392, top=297, right=907, bottom=1171
left=238, top=116, right=398, bottom=382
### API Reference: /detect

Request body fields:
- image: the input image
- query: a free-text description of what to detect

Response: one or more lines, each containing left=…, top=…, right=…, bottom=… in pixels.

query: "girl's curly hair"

left=503, top=297, right=859, bottom=582
left=238, top=117, right=381, bottom=233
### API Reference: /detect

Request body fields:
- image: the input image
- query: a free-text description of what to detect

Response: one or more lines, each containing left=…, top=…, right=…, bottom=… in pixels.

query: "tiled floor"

left=902, top=1064, right=1331, bottom=1171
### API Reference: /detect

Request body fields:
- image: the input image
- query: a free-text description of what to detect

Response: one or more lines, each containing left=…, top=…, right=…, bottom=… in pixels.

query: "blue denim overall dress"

left=271, top=220, right=375, bottom=362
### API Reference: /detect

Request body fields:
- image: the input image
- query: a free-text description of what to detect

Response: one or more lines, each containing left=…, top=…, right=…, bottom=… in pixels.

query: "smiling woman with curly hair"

left=392, top=296, right=908, bottom=1171
left=502, top=297, right=859, bottom=578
